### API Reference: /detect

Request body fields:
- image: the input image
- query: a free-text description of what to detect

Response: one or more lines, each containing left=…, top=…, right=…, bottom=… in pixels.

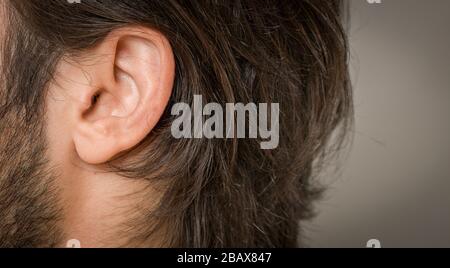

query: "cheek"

left=46, top=85, right=77, bottom=167
left=45, top=60, right=88, bottom=166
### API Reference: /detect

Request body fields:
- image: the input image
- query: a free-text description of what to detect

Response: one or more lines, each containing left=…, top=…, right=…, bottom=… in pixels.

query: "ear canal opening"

left=91, top=92, right=101, bottom=106
left=82, top=90, right=103, bottom=118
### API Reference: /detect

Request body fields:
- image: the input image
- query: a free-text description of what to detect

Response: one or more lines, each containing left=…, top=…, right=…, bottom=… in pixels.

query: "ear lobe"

left=72, top=27, right=175, bottom=164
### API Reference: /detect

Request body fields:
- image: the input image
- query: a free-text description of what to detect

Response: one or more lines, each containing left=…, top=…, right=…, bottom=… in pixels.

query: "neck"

left=58, top=160, right=163, bottom=247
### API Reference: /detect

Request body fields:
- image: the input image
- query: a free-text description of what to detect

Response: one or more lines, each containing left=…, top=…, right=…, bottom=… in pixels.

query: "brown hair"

left=7, top=0, right=352, bottom=247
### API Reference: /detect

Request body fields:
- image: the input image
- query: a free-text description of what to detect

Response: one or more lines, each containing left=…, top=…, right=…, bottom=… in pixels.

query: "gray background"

left=306, top=0, right=450, bottom=248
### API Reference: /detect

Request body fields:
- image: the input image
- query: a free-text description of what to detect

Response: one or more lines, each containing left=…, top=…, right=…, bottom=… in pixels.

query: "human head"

left=0, top=0, right=352, bottom=247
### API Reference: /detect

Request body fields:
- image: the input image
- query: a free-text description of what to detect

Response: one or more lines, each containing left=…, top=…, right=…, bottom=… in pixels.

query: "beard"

left=0, top=13, right=64, bottom=248
left=0, top=104, right=64, bottom=248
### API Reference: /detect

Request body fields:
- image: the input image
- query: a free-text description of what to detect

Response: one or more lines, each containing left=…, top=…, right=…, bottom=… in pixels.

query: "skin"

left=0, top=7, right=176, bottom=247
left=1, top=1, right=350, bottom=248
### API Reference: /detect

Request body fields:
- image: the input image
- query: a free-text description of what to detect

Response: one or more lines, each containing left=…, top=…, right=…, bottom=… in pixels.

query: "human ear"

left=70, top=27, right=175, bottom=164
